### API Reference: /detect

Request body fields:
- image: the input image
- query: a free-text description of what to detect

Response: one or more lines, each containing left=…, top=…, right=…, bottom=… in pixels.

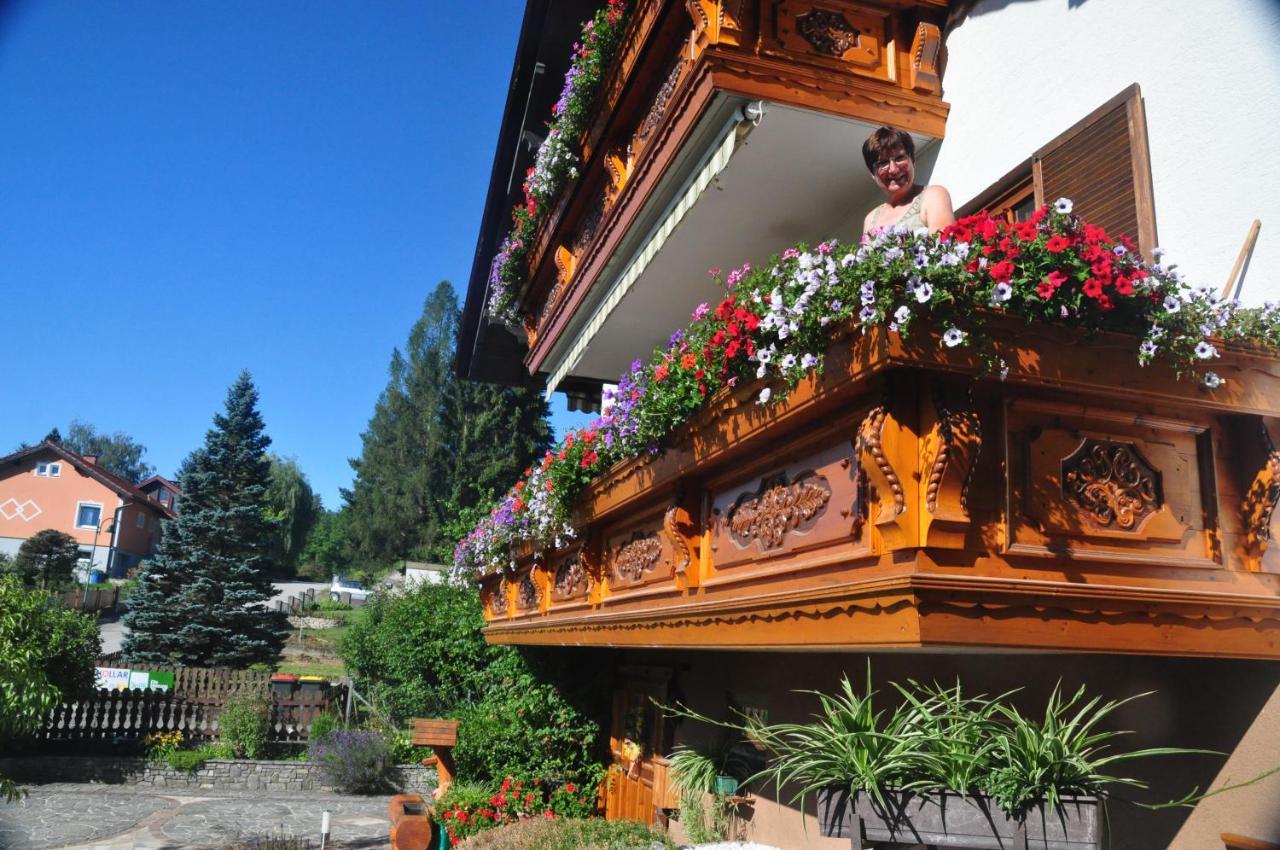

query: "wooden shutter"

left=1033, top=84, right=1158, bottom=254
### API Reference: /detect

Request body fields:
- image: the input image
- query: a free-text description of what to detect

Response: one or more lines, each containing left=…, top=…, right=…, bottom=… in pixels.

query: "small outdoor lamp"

left=320, top=810, right=331, bottom=850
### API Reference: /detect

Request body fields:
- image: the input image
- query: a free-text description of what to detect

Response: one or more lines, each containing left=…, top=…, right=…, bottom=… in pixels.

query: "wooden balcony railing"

left=482, top=318, right=1280, bottom=659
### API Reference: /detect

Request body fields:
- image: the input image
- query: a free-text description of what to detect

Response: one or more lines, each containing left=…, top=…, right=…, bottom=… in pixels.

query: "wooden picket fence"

left=40, top=680, right=341, bottom=744
left=121, top=665, right=272, bottom=702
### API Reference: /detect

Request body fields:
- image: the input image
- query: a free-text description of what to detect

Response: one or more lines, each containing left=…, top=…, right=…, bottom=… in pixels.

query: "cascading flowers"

left=456, top=201, right=1280, bottom=579
left=486, top=0, right=630, bottom=324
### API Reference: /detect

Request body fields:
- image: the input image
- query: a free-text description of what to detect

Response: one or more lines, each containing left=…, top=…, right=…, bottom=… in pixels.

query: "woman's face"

left=870, top=147, right=915, bottom=199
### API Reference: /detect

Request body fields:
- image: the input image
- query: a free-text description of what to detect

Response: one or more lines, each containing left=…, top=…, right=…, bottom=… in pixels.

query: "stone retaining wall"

left=0, top=756, right=436, bottom=796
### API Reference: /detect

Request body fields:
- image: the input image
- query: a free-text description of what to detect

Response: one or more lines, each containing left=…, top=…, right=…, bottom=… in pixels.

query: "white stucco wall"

left=929, top=0, right=1280, bottom=304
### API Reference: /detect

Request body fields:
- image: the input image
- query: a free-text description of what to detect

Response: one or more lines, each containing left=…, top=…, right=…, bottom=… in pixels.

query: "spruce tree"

left=123, top=372, right=287, bottom=667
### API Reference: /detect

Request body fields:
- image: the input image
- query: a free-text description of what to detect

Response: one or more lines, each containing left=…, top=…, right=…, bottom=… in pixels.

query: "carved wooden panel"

left=1005, top=399, right=1218, bottom=568
left=551, top=550, right=591, bottom=602
left=604, top=510, right=680, bottom=591
left=709, top=438, right=865, bottom=570
left=512, top=567, right=545, bottom=614
left=634, top=60, right=686, bottom=156
left=766, top=1, right=890, bottom=78
left=485, top=577, right=509, bottom=619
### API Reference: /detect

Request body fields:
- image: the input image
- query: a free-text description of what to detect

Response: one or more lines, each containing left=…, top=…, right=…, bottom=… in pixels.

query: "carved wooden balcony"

left=516, top=0, right=951, bottom=376
left=481, top=318, right=1280, bottom=659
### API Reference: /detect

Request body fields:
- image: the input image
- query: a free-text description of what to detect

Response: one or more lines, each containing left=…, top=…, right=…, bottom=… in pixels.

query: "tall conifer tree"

left=123, top=372, right=287, bottom=667
left=343, top=281, right=552, bottom=565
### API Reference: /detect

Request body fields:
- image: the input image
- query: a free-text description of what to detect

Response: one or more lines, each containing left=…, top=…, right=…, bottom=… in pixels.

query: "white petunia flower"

left=914, top=282, right=934, bottom=303
left=1055, top=198, right=1073, bottom=214
left=756, top=364, right=768, bottom=379
left=756, top=348, right=773, bottom=364
left=859, top=305, right=877, bottom=322
left=1203, top=371, right=1224, bottom=389
left=942, top=327, right=967, bottom=347
left=1195, top=340, right=1219, bottom=359
left=991, top=282, right=1013, bottom=303
left=781, top=353, right=798, bottom=369
left=758, top=387, right=772, bottom=404
left=801, top=353, right=819, bottom=369
left=894, top=305, right=911, bottom=324
left=1163, top=296, right=1181, bottom=313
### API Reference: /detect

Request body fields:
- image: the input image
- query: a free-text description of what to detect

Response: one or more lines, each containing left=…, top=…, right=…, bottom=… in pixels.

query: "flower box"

left=818, top=787, right=1101, bottom=850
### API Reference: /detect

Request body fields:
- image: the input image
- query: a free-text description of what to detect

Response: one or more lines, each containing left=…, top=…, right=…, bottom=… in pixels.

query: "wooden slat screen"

left=1033, top=83, right=1158, bottom=254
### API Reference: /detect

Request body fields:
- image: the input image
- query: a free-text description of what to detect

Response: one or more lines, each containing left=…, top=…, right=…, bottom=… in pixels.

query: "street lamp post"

left=84, top=502, right=128, bottom=611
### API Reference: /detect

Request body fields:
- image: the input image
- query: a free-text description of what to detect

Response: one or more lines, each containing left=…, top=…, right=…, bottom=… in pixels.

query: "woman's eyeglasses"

left=874, top=154, right=911, bottom=174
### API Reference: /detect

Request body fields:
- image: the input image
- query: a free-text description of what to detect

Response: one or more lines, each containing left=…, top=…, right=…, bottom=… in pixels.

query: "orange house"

left=0, top=440, right=175, bottom=578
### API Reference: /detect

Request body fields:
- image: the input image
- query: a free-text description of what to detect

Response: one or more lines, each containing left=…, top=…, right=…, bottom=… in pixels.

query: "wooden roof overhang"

left=457, top=0, right=953, bottom=384
left=481, top=318, right=1280, bottom=659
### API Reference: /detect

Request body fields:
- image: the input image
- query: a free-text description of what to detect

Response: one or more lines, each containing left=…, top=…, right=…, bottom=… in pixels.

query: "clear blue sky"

left=0, top=0, right=592, bottom=506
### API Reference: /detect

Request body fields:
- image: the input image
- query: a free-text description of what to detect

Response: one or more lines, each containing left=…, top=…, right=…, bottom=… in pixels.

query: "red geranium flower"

left=681, top=353, right=697, bottom=370
left=654, top=364, right=669, bottom=382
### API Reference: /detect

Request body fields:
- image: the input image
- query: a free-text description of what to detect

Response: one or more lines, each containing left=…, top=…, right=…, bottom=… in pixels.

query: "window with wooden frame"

left=957, top=83, right=1158, bottom=255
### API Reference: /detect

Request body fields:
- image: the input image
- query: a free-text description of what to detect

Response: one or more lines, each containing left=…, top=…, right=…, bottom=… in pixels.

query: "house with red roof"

left=0, top=440, right=176, bottom=578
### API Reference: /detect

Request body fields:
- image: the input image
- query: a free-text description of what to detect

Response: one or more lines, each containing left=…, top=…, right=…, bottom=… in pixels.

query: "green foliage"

left=166, top=743, right=234, bottom=772
left=667, top=744, right=748, bottom=843
left=13, top=529, right=82, bottom=589
left=455, top=816, right=673, bottom=850
left=263, top=455, right=320, bottom=576
left=308, top=714, right=339, bottom=748
left=0, top=575, right=100, bottom=801
left=218, top=693, right=270, bottom=759
left=983, top=683, right=1209, bottom=818
left=297, top=510, right=350, bottom=580
left=306, top=598, right=351, bottom=612
left=342, top=281, right=551, bottom=567
left=309, top=729, right=392, bottom=793
left=123, top=371, right=288, bottom=668
left=339, top=582, right=606, bottom=789
left=61, top=419, right=156, bottom=483
left=340, top=582, right=493, bottom=718
left=669, top=671, right=1212, bottom=822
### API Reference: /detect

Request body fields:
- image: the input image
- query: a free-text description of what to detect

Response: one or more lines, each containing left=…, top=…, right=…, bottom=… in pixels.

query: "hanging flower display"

left=455, top=203, right=1280, bottom=578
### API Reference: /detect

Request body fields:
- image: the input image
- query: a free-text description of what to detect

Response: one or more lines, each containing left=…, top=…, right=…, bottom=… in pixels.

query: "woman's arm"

left=922, top=185, right=956, bottom=232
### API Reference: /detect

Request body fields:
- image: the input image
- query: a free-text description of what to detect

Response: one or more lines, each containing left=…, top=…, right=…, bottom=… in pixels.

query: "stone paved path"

left=0, top=785, right=390, bottom=849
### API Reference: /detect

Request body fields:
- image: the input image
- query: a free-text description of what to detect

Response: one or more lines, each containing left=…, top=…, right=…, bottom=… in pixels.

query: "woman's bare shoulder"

left=921, top=184, right=953, bottom=203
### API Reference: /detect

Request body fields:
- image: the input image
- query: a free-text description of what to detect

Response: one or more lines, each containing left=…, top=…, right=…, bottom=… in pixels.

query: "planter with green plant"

left=668, top=672, right=1215, bottom=850
left=666, top=742, right=752, bottom=844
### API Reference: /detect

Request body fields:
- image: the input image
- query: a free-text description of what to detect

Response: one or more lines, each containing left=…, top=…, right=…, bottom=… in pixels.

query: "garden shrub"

left=166, top=743, right=234, bottom=772
left=455, top=817, right=674, bottom=850
left=340, top=583, right=609, bottom=788
left=309, top=729, right=392, bottom=793
left=308, top=713, right=339, bottom=746
left=218, top=693, right=269, bottom=759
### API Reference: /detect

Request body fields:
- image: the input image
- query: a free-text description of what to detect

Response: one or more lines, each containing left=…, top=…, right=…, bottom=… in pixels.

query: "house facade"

left=0, top=441, right=174, bottom=577
left=458, top=2, right=1280, bottom=847
left=137, top=474, right=183, bottom=515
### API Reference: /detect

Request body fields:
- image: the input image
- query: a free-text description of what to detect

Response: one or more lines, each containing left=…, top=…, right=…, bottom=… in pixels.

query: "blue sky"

left=0, top=0, right=592, bottom=506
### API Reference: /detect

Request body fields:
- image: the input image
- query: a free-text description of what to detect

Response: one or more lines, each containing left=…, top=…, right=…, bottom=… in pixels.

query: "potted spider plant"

left=667, top=742, right=751, bottom=844
left=668, top=670, right=1209, bottom=850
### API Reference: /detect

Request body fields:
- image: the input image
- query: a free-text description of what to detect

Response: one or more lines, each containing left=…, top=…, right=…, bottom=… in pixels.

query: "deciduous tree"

left=61, top=420, right=155, bottom=483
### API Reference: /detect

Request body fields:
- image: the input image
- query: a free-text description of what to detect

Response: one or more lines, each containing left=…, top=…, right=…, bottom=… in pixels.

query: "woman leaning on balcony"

left=861, top=125, right=955, bottom=237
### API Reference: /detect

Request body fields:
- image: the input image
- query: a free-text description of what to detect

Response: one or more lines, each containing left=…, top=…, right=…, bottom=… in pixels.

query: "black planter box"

left=818, top=787, right=1101, bottom=850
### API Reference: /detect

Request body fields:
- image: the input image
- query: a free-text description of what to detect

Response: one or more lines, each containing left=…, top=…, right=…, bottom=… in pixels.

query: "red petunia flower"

left=1047, top=270, right=1069, bottom=288
left=989, top=259, right=1015, bottom=283
left=1114, top=275, right=1134, bottom=296
left=1045, top=236, right=1070, bottom=253
left=1082, top=278, right=1104, bottom=298
left=1036, top=280, right=1056, bottom=299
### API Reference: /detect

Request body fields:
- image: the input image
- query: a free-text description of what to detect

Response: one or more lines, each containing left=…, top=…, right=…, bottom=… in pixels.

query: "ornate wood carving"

left=1243, top=422, right=1280, bottom=559
left=605, top=147, right=632, bottom=202
left=613, top=533, right=663, bottom=583
left=552, top=552, right=590, bottom=601
left=636, top=61, right=685, bottom=150
left=796, top=9, right=860, bottom=57
left=663, top=500, right=699, bottom=581
left=516, top=571, right=540, bottom=611
left=909, top=21, right=942, bottom=93
left=554, top=244, right=576, bottom=288
left=1061, top=438, right=1162, bottom=531
left=489, top=578, right=509, bottom=618
left=921, top=385, right=982, bottom=547
left=855, top=402, right=911, bottom=549
left=686, top=0, right=745, bottom=53
left=726, top=472, right=831, bottom=549
left=572, top=192, right=607, bottom=259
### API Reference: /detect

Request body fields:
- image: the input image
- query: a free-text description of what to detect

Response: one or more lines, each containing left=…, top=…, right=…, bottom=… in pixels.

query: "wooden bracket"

left=920, top=381, right=982, bottom=548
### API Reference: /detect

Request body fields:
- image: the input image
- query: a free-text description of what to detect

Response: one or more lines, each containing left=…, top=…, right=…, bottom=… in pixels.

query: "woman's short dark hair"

left=862, top=126, right=915, bottom=172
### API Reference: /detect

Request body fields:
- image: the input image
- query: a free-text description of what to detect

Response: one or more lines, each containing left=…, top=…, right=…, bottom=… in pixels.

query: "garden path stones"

left=0, top=784, right=390, bottom=849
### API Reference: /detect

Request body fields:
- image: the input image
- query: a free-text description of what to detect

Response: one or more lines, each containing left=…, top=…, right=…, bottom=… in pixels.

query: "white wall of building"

left=930, top=0, right=1280, bottom=303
